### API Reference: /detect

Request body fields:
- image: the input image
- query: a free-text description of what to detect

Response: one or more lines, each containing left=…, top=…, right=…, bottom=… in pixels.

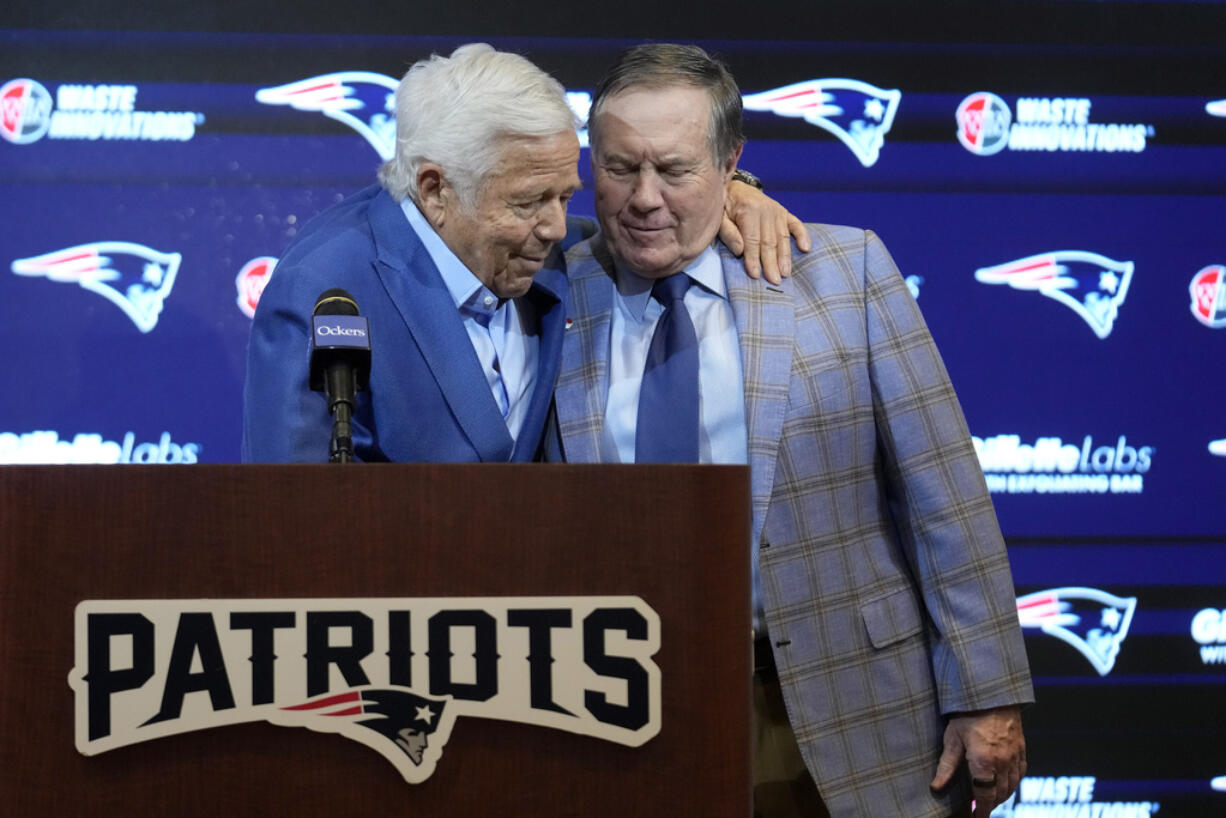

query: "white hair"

left=378, top=43, right=579, bottom=209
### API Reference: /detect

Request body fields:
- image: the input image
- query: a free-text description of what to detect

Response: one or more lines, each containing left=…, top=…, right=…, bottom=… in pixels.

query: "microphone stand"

left=325, top=361, right=358, bottom=464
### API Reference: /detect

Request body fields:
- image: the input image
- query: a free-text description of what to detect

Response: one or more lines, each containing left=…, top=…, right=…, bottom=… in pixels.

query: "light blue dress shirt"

left=603, top=245, right=762, bottom=627
left=401, top=199, right=537, bottom=443
left=602, top=245, right=749, bottom=467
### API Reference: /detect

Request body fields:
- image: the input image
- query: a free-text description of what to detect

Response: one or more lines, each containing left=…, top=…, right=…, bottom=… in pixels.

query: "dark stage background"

left=3, top=1, right=1224, bottom=814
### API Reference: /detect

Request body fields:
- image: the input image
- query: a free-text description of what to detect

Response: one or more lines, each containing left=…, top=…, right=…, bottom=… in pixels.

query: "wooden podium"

left=0, top=464, right=750, bottom=816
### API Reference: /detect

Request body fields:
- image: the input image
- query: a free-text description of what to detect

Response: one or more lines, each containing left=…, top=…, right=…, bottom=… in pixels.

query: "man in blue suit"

left=549, top=44, right=1034, bottom=818
left=243, top=43, right=804, bottom=463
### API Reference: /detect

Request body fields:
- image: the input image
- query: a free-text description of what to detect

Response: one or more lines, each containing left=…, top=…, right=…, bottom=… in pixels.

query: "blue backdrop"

left=2, top=4, right=1224, bottom=813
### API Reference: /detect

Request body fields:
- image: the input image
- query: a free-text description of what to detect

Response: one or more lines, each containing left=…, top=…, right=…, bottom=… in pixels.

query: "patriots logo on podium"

left=275, top=687, right=455, bottom=783
left=11, top=241, right=181, bottom=333
left=742, top=78, right=901, bottom=167
left=256, top=72, right=399, bottom=160
left=1016, top=587, right=1137, bottom=675
left=975, top=250, right=1134, bottom=339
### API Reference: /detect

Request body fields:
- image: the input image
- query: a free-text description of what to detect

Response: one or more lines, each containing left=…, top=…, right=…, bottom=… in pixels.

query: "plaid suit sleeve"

left=861, top=230, right=1033, bottom=713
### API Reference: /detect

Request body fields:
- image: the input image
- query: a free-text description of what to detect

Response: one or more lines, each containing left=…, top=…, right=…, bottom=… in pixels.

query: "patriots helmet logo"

left=742, top=78, right=901, bottom=167
left=256, top=72, right=399, bottom=160
left=11, top=241, right=181, bottom=333
left=1017, top=587, right=1137, bottom=675
left=276, top=687, right=455, bottom=782
left=975, top=250, right=1134, bottom=339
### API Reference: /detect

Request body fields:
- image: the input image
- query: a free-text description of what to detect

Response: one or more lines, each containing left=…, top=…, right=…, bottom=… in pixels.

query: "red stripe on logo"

left=281, top=690, right=361, bottom=711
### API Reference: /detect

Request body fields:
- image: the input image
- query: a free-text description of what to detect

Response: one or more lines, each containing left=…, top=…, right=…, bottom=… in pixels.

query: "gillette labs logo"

left=973, top=434, right=1152, bottom=495
left=1, top=79, right=202, bottom=145
left=1191, top=608, right=1226, bottom=666
left=957, top=92, right=1153, bottom=156
left=0, top=431, right=200, bottom=464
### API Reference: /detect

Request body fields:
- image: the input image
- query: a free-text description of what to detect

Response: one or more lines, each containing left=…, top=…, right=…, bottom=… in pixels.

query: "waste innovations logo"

left=0, top=78, right=203, bottom=145
left=990, top=776, right=1160, bottom=817
left=1, top=78, right=52, bottom=143
left=973, top=434, right=1153, bottom=495
left=0, top=431, right=200, bottom=464
left=1191, top=607, right=1226, bottom=666
left=236, top=256, right=278, bottom=319
left=256, top=72, right=595, bottom=158
left=70, top=597, right=661, bottom=784
left=1016, top=587, right=1137, bottom=675
left=956, top=92, right=1012, bottom=155
left=742, top=78, right=901, bottom=167
left=956, top=92, right=1153, bottom=156
left=11, top=241, right=180, bottom=333
left=1190, top=264, right=1226, bottom=329
left=974, top=251, right=1133, bottom=339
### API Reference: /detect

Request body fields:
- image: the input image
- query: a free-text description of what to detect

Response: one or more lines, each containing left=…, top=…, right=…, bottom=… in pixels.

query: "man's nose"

left=628, top=170, right=664, bottom=212
left=535, top=198, right=568, bottom=243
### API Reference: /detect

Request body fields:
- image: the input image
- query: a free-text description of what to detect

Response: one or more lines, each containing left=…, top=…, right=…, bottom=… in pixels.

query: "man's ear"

left=415, top=163, right=448, bottom=228
left=722, top=144, right=745, bottom=182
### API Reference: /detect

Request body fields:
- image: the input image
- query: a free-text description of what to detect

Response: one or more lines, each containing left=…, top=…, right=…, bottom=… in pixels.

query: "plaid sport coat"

left=550, top=226, right=1034, bottom=817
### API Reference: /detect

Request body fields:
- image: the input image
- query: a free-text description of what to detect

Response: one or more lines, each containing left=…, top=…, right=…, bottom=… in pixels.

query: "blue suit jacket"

left=551, top=228, right=1034, bottom=818
left=242, top=184, right=593, bottom=463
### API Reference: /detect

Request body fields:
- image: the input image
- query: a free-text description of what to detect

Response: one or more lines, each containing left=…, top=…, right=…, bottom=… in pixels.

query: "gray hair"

left=378, top=43, right=579, bottom=208
left=588, top=43, right=744, bottom=166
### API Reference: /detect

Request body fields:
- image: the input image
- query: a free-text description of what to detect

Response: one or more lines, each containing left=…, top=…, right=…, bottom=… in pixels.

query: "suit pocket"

left=861, top=586, right=924, bottom=649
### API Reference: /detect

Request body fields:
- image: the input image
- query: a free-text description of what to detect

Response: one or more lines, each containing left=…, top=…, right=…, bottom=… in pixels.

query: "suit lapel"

left=553, top=237, right=617, bottom=463
left=510, top=261, right=568, bottom=461
left=721, top=245, right=794, bottom=544
left=368, top=192, right=514, bottom=462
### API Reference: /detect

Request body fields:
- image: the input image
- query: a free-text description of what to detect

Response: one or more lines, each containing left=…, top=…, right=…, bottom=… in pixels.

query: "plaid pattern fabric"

left=554, top=227, right=1033, bottom=817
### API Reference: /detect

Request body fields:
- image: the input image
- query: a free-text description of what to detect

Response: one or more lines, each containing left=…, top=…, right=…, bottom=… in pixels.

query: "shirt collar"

left=400, top=197, right=499, bottom=318
left=613, top=244, right=725, bottom=322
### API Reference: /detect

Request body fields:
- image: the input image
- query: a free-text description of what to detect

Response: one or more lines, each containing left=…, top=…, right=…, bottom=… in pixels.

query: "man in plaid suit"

left=548, top=44, right=1033, bottom=817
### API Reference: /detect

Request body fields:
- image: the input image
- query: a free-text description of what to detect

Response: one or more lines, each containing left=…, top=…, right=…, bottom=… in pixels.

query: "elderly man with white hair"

left=243, top=43, right=802, bottom=463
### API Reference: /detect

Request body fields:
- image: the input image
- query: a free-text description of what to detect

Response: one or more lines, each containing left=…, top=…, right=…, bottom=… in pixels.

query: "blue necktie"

left=635, top=272, right=700, bottom=463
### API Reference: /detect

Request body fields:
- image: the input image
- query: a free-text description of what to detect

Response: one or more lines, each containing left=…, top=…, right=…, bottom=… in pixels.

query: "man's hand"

left=719, top=180, right=811, bottom=285
left=931, top=705, right=1026, bottom=818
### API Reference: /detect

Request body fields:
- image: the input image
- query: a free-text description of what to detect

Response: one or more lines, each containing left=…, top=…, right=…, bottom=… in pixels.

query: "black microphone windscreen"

left=314, top=288, right=360, bottom=317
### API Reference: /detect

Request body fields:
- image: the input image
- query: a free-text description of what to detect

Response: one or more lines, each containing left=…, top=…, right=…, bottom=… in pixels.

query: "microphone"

left=309, top=288, right=371, bottom=463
